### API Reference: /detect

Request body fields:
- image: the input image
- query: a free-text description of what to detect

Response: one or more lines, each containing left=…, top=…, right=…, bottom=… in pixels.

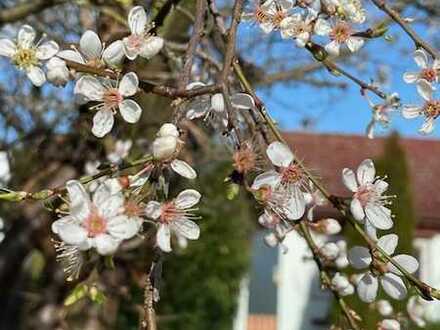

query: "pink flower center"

left=354, top=185, right=374, bottom=207
left=127, top=34, right=143, bottom=49
left=125, top=201, right=141, bottom=217
left=84, top=209, right=107, bottom=237
left=103, top=88, right=122, bottom=111
left=160, top=202, right=178, bottom=224
left=280, top=164, right=303, bottom=184
left=421, top=68, right=437, bottom=82
left=423, top=100, right=440, bottom=118
left=233, top=146, right=256, bottom=173
left=330, top=23, right=353, bottom=43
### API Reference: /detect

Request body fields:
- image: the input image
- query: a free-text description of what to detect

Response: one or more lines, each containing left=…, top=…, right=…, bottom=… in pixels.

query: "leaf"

left=226, top=183, right=239, bottom=200
left=64, top=283, right=88, bottom=306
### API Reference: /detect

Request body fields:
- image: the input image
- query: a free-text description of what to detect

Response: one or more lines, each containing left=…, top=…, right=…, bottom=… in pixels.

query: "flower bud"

left=378, top=319, right=400, bottom=330
left=157, top=123, right=179, bottom=138
left=331, top=272, right=350, bottom=291
left=152, top=136, right=177, bottom=160
left=319, top=218, right=342, bottom=235
left=46, top=57, right=70, bottom=87
left=263, top=233, right=278, bottom=248
left=377, top=300, right=393, bottom=317
left=211, top=93, right=225, bottom=113
left=335, top=254, right=349, bottom=269
left=339, top=283, right=354, bottom=296
left=143, top=36, right=164, bottom=59
left=320, top=242, right=339, bottom=260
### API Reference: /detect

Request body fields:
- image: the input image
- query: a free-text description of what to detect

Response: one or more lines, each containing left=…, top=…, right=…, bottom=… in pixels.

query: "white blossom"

left=314, top=18, right=364, bottom=56
left=58, top=30, right=124, bottom=68
left=365, top=93, right=400, bottom=139
left=348, top=234, right=419, bottom=302
left=403, top=49, right=440, bottom=87
left=402, top=80, right=439, bottom=134
left=51, top=180, right=142, bottom=255
left=331, top=272, right=354, bottom=296
left=342, top=159, right=393, bottom=230
left=279, top=12, right=314, bottom=47
left=74, top=72, right=142, bottom=137
left=123, top=6, right=164, bottom=60
left=242, top=0, right=294, bottom=34
left=145, top=189, right=201, bottom=252
left=252, top=142, right=307, bottom=220
left=0, top=25, right=59, bottom=86
left=377, top=299, right=394, bottom=317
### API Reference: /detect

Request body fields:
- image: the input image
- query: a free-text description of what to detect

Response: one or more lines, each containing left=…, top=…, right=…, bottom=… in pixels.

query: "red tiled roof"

left=282, top=132, right=440, bottom=236
left=247, top=314, right=276, bottom=330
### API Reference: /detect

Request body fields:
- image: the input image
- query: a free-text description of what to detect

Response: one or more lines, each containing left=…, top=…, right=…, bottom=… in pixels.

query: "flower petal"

left=348, top=246, right=372, bottom=269
left=325, top=40, right=340, bottom=56
left=119, top=72, right=139, bottom=97
left=66, top=180, right=91, bottom=219
left=92, top=109, right=114, bottom=138
left=145, top=201, right=162, bottom=219
left=357, top=159, right=375, bottom=185
left=230, top=93, right=255, bottom=109
left=170, top=159, right=197, bottom=179
left=346, top=37, right=364, bottom=53
left=342, top=168, right=358, bottom=192
left=388, top=255, right=419, bottom=275
left=128, top=6, right=147, bottom=35
left=0, top=39, right=16, bottom=57
left=17, top=25, right=36, bottom=48
left=285, top=185, right=305, bottom=220
left=357, top=272, right=379, bottom=303
left=417, top=79, right=433, bottom=101
left=97, top=193, right=124, bottom=219
left=314, top=18, right=331, bottom=36
left=175, top=189, right=201, bottom=209
left=381, top=273, right=407, bottom=300
left=378, top=234, right=398, bottom=255
left=374, top=179, right=389, bottom=194
left=266, top=141, right=294, bottom=167
left=414, top=49, right=428, bottom=69
left=156, top=224, right=172, bottom=252
left=79, top=30, right=102, bottom=60
left=102, top=40, right=125, bottom=66
left=251, top=170, right=280, bottom=190
left=119, top=99, right=142, bottom=123
left=94, top=234, right=120, bottom=255
left=211, top=93, right=225, bottom=113
left=402, top=105, right=422, bottom=119
left=122, top=37, right=139, bottom=60
left=403, top=71, right=419, bottom=84
left=26, top=66, right=46, bottom=86
left=57, top=49, right=85, bottom=64
left=51, top=215, right=77, bottom=234
left=36, top=41, right=59, bottom=60
left=420, top=118, right=435, bottom=135
left=365, top=204, right=393, bottom=230
left=74, top=75, right=105, bottom=101
left=57, top=223, right=88, bottom=246
left=139, top=36, right=164, bottom=59
left=107, top=215, right=141, bottom=239
left=350, top=198, right=365, bottom=221
left=171, top=218, right=200, bottom=240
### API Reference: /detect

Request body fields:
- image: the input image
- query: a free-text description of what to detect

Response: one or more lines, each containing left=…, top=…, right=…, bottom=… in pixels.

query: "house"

left=234, top=132, right=440, bottom=330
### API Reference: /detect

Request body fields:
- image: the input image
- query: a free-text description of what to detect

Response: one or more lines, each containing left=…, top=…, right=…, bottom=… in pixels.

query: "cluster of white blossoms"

left=244, top=0, right=366, bottom=55
left=0, top=6, right=164, bottom=137
left=402, top=49, right=440, bottom=134
left=49, top=121, right=201, bottom=281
